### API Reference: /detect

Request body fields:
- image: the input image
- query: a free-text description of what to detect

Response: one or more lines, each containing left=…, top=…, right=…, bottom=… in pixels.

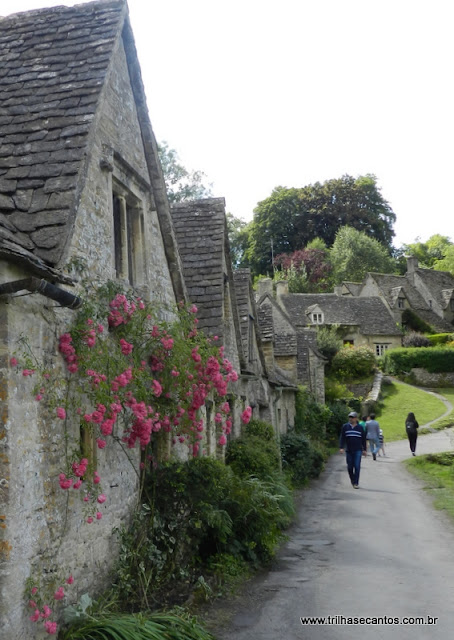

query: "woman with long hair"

left=405, top=412, right=419, bottom=456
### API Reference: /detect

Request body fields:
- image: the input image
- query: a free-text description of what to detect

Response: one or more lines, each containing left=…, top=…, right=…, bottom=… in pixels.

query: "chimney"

left=276, top=280, right=289, bottom=302
left=257, top=278, right=273, bottom=298
left=406, top=256, right=419, bottom=274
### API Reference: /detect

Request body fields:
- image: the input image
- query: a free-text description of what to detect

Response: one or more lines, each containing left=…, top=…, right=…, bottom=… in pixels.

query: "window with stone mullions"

left=113, top=191, right=144, bottom=286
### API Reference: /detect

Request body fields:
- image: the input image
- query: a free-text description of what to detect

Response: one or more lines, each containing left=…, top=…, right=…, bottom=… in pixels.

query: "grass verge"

left=376, top=380, right=448, bottom=441
left=405, top=452, right=454, bottom=521
left=419, top=388, right=454, bottom=434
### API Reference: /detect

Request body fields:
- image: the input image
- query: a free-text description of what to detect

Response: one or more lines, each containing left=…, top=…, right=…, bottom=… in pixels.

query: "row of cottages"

left=0, top=2, right=298, bottom=637
left=256, top=279, right=326, bottom=404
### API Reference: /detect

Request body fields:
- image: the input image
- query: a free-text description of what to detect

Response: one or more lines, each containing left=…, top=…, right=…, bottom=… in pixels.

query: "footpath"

left=208, top=428, right=454, bottom=640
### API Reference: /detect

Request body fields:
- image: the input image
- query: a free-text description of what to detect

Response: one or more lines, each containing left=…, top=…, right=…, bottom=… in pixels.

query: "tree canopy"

left=403, top=234, right=452, bottom=269
left=243, top=174, right=396, bottom=276
left=158, top=141, right=212, bottom=203
left=330, top=226, right=396, bottom=284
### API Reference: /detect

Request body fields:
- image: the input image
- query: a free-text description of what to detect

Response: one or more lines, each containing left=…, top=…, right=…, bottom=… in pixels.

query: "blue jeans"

left=346, top=449, right=362, bottom=486
left=368, top=437, right=379, bottom=455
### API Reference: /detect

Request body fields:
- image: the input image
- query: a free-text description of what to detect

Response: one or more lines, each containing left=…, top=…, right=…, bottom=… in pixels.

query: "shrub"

left=294, top=386, right=332, bottom=441
left=381, top=347, right=454, bottom=375
left=401, top=309, right=434, bottom=333
left=316, top=326, right=343, bottom=366
left=114, top=457, right=296, bottom=610
left=402, top=331, right=431, bottom=347
left=428, top=333, right=454, bottom=346
left=244, top=418, right=275, bottom=441
left=225, top=432, right=281, bottom=479
left=324, top=377, right=354, bottom=403
left=325, top=400, right=350, bottom=444
left=330, top=345, right=376, bottom=379
left=280, top=431, right=325, bottom=487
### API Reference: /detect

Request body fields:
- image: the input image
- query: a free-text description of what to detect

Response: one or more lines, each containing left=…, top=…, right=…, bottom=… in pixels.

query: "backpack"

left=406, top=421, right=416, bottom=433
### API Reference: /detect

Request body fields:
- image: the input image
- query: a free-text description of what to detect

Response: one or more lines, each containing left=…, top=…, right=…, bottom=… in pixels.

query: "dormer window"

left=398, top=298, right=405, bottom=309
left=311, top=312, right=323, bottom=324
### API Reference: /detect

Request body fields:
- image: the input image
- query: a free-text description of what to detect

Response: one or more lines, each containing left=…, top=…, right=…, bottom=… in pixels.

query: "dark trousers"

left=407, top=430, right=417, bottom=453
left=346, top=449, right=362, bottom=485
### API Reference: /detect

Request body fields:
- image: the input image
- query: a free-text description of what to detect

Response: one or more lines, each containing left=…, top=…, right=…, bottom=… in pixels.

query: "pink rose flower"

left=53, top=587, right=65, bottom=600
left=66, top=575, right=74, bottom=585
left=218, top=435, right=227, bottom=446
left=96, top=512, right=103, bottom=520
left=44, top=621, right=58, bottom=634
left=29, top=609, right=40, bottom=622
left=97, top=494, right=106, bottom=504
left=241, top=406, right=253, bottom=424
left=56, top=407, right=66, bottom=420
left=10, top=357, right=18, bottom=367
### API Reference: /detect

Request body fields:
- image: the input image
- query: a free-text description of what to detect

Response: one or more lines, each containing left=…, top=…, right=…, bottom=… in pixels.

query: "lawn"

left=375, top=380, right=448, bottom=442
left=405, top=453, right=454, bottom=522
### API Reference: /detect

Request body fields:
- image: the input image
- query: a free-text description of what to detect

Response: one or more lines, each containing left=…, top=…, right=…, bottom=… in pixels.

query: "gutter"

left=0, top=277, right=82, bottom=309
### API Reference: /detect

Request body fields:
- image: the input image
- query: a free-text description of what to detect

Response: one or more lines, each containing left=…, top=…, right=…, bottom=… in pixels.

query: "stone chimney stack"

left=257, top=278, right=273, bottom=299
left=406, top=255, right=419, bottom=274
left=275, top=280, right=289, bottom=307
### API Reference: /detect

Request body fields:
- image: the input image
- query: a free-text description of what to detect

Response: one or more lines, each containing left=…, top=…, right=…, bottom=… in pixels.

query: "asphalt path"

left=213, top=429, right=454, bottom=640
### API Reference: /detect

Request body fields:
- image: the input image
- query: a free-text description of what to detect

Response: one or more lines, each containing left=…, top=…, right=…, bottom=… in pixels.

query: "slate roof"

left=0, top=0, right=127, bottom=275
left=367, top=271, right=454, bottom=331
left=366, top=273, right=428, bottom=310
left=170, top=198, right=227, bottom=336
left=233, top=268, right=252, bottom=362
left=414, top=267, right=454, bottom=310
left=280, top=293, right=402, bottom=336
left=257, top=292, right=297, bottom=356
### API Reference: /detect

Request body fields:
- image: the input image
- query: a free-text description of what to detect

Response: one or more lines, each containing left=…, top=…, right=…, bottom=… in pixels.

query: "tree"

left=274, top=245, right=332, bottom=292
left=330, top=226, right=396, bottom=284
left=244, top=175, right=396, bottom=276
left=403, top=234, right=452, bottom=268
left=433, top=245, right=454, bottom=276
left=226, top=212, right=250, bottom=268
left=158, top=141, right=212, bottom=202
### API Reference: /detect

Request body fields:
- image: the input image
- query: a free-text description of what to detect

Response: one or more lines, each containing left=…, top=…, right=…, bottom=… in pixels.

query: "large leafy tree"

left=244, top=174, right=396, bottom=276
left=403, top=234, right=452, bottom=268
left=330, top=226, right=396, bottom=284
left=158, top=141, right=212, bottom=202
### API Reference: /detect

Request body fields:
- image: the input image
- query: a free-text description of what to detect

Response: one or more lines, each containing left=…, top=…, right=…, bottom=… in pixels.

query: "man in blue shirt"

left=339, top=411, right=367, bottom=488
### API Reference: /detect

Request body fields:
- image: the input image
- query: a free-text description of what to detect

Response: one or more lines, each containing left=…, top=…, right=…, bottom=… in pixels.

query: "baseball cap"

left=348, top=411, right=358, bottom=418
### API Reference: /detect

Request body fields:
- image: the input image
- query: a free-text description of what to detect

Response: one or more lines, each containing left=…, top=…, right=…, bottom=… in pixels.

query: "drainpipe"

left=0, top=277, right=82, bottom=309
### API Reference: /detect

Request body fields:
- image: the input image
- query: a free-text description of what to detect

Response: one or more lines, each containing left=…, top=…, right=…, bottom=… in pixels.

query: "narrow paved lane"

left=213, top=430, right=454, bottom=639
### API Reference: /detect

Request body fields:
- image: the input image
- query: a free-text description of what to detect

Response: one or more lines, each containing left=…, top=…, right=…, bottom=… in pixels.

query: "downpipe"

left=0, top=277, right=82, bottom=309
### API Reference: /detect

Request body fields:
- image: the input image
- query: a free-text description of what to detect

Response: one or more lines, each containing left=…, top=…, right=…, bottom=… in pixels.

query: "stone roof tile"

left=0, top=0, right=126, bottom=269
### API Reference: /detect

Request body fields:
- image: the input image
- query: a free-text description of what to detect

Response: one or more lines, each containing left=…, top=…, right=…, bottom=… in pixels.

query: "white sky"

left=2, top=0, right=453, bottom=248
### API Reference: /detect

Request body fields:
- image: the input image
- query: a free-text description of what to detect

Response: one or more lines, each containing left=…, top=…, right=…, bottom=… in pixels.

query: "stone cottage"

left=358, top=257, right=454, bottom=332
left=0, top=1, right=187, bottom=636
left=256, top=278, right=326, bottom=404
left=274, top=282, right=402, bottom=358
left=170, top=199, right=296, bottom=437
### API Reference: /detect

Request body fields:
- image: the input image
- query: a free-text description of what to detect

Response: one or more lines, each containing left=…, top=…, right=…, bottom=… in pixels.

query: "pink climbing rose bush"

left=14, top=284, right=238, bottom=523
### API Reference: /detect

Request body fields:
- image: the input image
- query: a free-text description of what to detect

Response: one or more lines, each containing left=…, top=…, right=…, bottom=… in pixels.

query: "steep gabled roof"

left=367, top=273, right=428, bottom=310
left=171, top=198, right=226, bottom=333
left=280, top=293, right=401, bottom=336
left=414, top=267, right=454, bottom=309
left=0, top=1, right=125, bottom=272
left=0, top=0, right=186, bottom=299
left=257, top=291, right=297, bottom=356
left=233, top=268, right=268, bottom=374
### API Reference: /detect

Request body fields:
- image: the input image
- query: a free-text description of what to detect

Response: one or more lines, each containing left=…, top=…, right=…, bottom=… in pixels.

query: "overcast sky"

left=2, top=0, right=453, bottom=248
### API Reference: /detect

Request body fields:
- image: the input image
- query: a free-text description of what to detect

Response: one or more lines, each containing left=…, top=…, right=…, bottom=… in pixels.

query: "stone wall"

left=410, top=368, right=454, bottom=387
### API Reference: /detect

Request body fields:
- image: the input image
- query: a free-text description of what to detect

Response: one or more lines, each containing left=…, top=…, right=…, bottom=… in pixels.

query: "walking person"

left=339, top=411, right=367, bottom=489
left=366, top=413, right=381, bottom=461
left=405, top=411, right=419, bottom=456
